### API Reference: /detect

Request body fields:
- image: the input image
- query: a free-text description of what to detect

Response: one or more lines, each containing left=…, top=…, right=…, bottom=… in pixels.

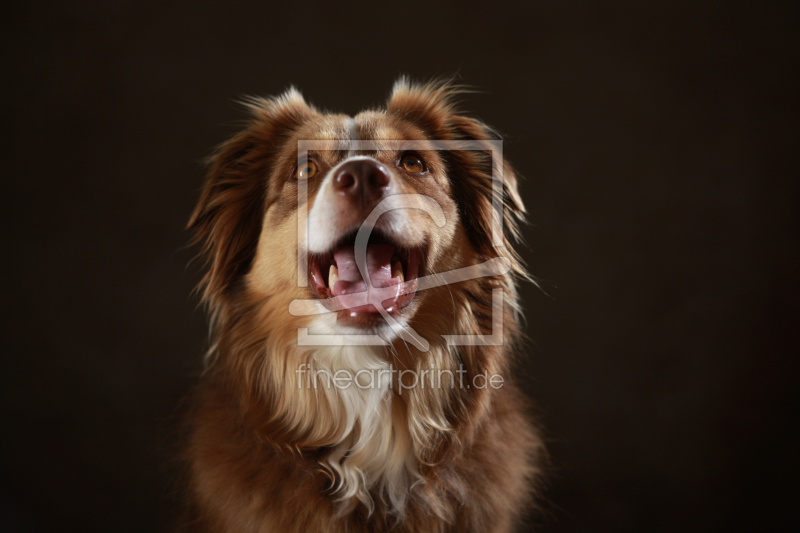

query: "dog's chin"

left=330, top=315, right=408, bottom=337
left=335, top=308, right=401, bottom=330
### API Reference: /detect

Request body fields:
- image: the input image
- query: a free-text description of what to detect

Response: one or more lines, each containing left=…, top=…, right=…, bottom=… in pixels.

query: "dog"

left=178, top=79, right=544, bottom=532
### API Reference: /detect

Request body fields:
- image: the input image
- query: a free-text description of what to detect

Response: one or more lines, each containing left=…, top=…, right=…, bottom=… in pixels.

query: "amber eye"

left=400, top=153, right=425, bottom=173
left=296, top=160, right=318, bottom=180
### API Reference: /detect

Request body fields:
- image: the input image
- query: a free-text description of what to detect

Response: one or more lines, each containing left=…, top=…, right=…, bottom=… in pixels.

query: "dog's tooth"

left=392, top=261, right=404, bottom=283
left=328, top=265, right=338, bottom=288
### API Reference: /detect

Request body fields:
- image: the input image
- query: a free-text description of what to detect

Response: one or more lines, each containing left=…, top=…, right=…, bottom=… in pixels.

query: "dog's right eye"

left=296, top=160, right=318, bottom=180
left=400, top=153, right=425, bottom=174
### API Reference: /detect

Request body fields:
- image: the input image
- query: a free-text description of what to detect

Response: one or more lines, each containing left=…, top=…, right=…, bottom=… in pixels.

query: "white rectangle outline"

left=295, top=139, right=504, bottom=347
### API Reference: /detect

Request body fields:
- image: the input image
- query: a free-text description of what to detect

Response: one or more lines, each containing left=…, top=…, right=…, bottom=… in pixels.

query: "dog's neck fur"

left=244, top=328, right=457, bottom=520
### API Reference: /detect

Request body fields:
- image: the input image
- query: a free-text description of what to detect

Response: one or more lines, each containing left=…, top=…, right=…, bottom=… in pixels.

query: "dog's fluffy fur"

left=178, top=79, right=544, bottom=532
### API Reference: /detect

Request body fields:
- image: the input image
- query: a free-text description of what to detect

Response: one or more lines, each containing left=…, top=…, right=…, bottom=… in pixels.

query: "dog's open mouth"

left=308, top=231, right=423, bottom=321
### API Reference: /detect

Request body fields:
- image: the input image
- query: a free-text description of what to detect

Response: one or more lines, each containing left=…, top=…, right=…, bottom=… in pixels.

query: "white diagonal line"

left=288, top=257, right=511, bottom=316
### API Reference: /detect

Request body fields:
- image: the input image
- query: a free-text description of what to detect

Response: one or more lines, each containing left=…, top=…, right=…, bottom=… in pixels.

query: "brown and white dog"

left=179, top=79, right=544, bottom=532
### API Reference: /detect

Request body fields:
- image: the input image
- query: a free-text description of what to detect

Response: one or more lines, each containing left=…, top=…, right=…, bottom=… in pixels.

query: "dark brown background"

left=2, top=1, right=798, bottom=532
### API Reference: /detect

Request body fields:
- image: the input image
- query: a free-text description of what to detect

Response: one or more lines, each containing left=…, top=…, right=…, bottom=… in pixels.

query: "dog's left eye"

left=400, top=154, right=425, bottom=174
left=296, top=160, right=318, bottom=180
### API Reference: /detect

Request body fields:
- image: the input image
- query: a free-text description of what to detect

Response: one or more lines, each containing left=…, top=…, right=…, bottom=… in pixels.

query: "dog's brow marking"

left=345, top=118, right=358, bottom=157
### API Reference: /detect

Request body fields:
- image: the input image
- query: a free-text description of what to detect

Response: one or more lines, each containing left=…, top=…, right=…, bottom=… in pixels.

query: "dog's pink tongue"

left=332, top=244, right=395, bottom=296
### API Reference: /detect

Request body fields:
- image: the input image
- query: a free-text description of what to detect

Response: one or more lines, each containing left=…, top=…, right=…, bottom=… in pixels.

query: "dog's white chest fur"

left=308, top=345, right=419, bottom=515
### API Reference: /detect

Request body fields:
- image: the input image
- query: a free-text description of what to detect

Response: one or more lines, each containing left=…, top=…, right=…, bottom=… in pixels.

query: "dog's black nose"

left=333, top=159, right=391, bottom=204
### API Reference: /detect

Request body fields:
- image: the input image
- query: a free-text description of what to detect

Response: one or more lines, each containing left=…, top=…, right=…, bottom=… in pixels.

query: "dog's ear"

left=388, top=79, right=527, bottom=277
left=387, top=77, right=462, bottom=134
left=188, top=89, right=316, bottom=306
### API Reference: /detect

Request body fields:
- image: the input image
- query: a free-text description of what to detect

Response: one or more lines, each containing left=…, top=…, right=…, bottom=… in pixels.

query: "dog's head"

left=189, top=79, right=526, bottom=344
